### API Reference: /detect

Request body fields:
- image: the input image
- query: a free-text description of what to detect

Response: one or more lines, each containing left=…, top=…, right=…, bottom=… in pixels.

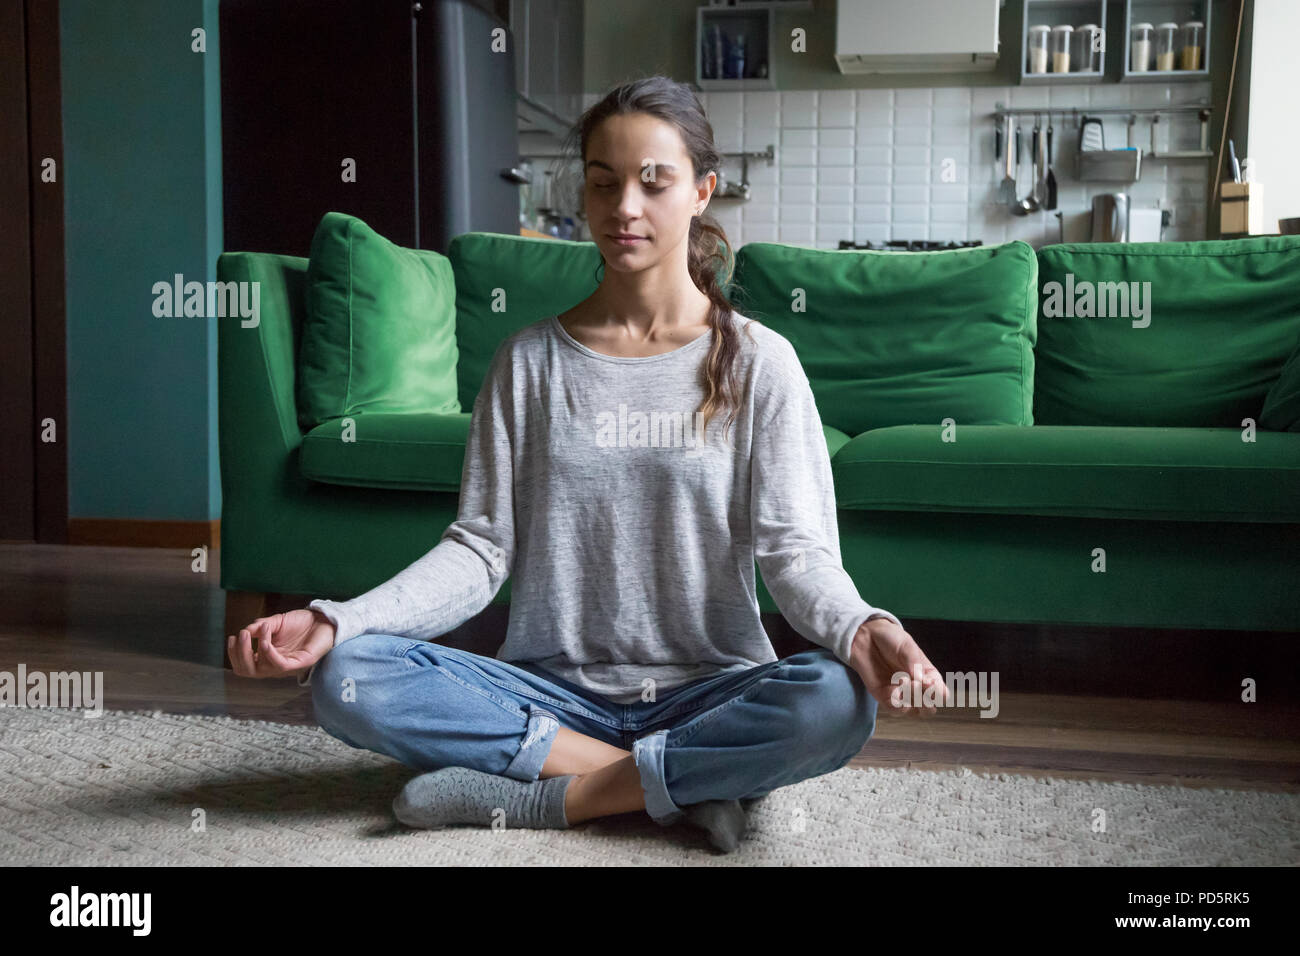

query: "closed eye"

left=594, top=183, right=668, bottom=193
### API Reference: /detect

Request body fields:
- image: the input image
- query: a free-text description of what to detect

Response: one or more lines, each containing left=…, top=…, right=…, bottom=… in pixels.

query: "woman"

left=228, top=76, right=948, bottom=853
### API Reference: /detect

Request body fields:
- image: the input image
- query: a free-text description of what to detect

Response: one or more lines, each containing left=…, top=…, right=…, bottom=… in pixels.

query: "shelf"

left=1121, top=0, right=1210, bottom=82
left=697, top=6, right=775, bottom=90
left=1020, top=69, right=1103, bottom=85
left=1122, top=68, right=1211, bottom=82
left=1020, top=0, right=1107, bottom=84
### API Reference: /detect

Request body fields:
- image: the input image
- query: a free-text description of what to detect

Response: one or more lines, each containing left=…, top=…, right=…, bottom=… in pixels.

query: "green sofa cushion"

left=823, top=424, right=852, bottom=459
left=446, top=231, right=747, bottom=408
left=298, top=417, right=848, bottom=494
left=448, top=232, right=603, bottom=410
left=296, top=212, right=460, bottom=430
left=1260, top=330, right=1300, bottom=431
left=299, top=412, right=471, bottom=492
left=730, top=240, right=1037, bottom=435
left=832, top=424, right=1300, bottom=523
left=1035, top=236, right=1300, bottom=428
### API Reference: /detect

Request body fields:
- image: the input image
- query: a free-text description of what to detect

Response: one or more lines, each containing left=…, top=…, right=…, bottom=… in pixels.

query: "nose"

left=611, top=180, right=644, bottom=222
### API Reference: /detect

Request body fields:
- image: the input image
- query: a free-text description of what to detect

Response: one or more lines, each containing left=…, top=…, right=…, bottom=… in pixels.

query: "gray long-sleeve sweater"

left=299, top=310, right=901, bottom=702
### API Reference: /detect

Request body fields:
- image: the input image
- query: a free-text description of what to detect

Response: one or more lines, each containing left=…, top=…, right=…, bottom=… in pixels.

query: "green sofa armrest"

left=215, top=250, right=479, bottom=605
left=217, top=251, right=307, bottom=461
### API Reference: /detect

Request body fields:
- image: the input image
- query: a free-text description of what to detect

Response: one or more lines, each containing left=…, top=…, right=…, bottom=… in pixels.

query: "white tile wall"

left=566, top=82, right=1213, bottom=250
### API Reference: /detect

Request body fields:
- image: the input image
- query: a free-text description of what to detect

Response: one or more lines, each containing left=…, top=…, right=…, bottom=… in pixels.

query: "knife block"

left=1220, top=182, right=1265, bottom=235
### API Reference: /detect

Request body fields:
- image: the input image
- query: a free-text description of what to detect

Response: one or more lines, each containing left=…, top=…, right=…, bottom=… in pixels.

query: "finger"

left=916, top=675, right=941, bottom=716
left=256, top=621, right=279, bottom=665
left=906, top=655, right=935, bottom=687
left=883, top=679, right=917, bottom=717
left=226, top=633, right=240, bottom=674
left=249, top=620, right=270, bottom=674
left=926, top=674, right=950, bottom=707
left=898, top=639, right=938, bottom=682
left=257, top=632, right=293, bottom=675
left=905, top=675, right=937, bottom=718
left=235, top=627, right=258, bottom=676
left=881, top=699, right=914, bottom=717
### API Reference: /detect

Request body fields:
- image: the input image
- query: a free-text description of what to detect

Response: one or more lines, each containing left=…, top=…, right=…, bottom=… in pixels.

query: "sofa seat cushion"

left=300, top=412, right=471, bottom=492
left=832, top=425, right=1300, bottom=522
left=297, top=212, right=461, bottom=431
left=299, top=417, right=848, bottom=493
left=731, top=240, right=1038, bottom=435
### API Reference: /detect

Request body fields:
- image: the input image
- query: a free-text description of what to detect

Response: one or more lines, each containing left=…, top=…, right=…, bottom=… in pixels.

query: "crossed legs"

left=540, top=728, right=643, bottom=824
left=312, top=638, right=875, bottom=834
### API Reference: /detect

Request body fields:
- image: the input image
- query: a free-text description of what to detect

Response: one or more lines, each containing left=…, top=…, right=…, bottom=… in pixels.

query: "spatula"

left=997, top=114, right=1017, bottom=205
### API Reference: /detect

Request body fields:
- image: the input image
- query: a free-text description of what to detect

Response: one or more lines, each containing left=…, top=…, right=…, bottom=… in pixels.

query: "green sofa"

left=217, top=229, right=1300, bottom=644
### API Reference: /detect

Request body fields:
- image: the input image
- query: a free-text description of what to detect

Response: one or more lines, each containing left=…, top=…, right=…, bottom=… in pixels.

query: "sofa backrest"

left=1034, top=235, right=1300, bottom=427
left=731, top=240, right=1038, bottom=435
left=447, top=232, right=602, bottom=409
left=447, top=231, right=740, bottom=408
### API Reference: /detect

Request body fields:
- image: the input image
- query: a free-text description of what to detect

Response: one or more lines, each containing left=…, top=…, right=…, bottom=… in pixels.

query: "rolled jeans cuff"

left=632, top=729, right=683, bottom=825
left=503, top=703, right=560, bottom=781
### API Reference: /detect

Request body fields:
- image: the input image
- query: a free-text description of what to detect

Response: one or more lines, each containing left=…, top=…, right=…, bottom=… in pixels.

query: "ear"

left=696, top=170, right=717, bottom=214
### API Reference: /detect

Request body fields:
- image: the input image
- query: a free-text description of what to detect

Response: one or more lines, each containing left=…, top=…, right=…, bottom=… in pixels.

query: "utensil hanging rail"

left=991, top=104, right=1214, bottom=159
left=991, top=103, right=1211, bottom=118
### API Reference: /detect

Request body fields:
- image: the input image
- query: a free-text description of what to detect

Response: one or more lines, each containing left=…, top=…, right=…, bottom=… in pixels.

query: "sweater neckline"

left=550, top=313, right=720, bottom=364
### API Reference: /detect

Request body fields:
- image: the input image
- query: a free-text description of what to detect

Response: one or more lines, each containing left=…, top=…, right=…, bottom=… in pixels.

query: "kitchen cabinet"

left=1020, top=0, right=1107, bottom=84
left=1122, top=0, right=1210, bottom=82
left=698, top=5, right=775, bottom=89
left=510, top=0, right=583, bottom=134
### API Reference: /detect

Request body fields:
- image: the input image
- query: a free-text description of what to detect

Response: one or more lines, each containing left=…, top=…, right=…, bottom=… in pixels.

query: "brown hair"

left=558, top=75, right=759, bottom=447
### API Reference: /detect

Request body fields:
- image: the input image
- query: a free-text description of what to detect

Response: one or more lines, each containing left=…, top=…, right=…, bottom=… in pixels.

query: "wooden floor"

left=2, top=542, right=1298, bottom=793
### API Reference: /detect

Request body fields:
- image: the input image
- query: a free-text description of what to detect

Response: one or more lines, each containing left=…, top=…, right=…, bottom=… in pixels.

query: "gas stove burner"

left=837, top=239, right=984, bottom=251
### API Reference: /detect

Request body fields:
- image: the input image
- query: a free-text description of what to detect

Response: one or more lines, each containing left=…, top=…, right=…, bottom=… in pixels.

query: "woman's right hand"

left=228, top=608, right=336, bottom=679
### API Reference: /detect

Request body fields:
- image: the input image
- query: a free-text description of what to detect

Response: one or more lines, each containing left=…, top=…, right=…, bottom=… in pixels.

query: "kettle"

left=1090, top=192, right=1129, bottom=241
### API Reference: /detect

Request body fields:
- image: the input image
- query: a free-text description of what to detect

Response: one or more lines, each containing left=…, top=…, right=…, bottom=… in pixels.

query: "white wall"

left=551, top=82, right=1212, bottom=250
left=1246, top=0, right=1300, bottom=232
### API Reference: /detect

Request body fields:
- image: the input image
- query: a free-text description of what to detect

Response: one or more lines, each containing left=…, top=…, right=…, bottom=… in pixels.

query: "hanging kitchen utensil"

left=1045, top=112, right=1058, bottom=210
left=1037, top=115, right=1048, bottom=204
left=1013, top=113, right=1041, bottom=215
left=998, top=114, right=1017, bottom=206
left=994, top=117, right=1003, bottom=182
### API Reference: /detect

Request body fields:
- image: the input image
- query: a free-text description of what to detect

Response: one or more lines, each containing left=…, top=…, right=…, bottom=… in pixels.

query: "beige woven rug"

left=2, top=708, right=1296, bottom=865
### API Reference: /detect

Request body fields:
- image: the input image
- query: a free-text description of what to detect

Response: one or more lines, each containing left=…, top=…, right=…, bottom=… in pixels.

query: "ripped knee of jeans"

left=520, top=708, right=559, bottom=751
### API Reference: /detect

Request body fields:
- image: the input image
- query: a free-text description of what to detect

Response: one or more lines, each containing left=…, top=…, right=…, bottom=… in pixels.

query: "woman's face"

left=583, top=112, right=714, bottom=271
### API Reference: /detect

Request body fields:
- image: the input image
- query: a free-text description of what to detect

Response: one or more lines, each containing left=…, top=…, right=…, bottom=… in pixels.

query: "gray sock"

left=682, top=799, right=747, bottom=853
left=393, top=767, right=575, bottom=830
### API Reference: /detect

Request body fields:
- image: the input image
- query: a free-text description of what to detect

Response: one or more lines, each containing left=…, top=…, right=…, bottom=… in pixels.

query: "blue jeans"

left=310, top=636, right=877, bottom=824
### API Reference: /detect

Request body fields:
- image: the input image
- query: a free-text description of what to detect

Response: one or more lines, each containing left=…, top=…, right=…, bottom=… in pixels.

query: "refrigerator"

left=219, top=0, right=521, bottom=256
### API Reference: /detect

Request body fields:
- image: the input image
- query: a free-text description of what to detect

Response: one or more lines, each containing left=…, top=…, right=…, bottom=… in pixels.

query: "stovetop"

left=837, top=239, right=984, bottom=252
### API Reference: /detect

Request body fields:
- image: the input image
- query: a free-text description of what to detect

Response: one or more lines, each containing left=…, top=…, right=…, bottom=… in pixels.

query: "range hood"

left=835, top=0, right=1001, bottom=74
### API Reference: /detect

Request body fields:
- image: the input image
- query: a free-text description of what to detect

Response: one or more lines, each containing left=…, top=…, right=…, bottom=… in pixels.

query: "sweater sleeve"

left=296, top=342, right=517, bottom=688
left=749, top=342, right=902, bottom=667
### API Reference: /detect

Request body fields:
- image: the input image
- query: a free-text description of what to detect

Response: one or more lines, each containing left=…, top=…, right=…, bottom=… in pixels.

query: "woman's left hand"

left=848, top=617, right=949, bottom=717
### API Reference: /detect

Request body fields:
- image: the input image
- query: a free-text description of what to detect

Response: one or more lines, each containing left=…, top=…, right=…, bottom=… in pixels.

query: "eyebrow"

left=586, top=160, right=679, bottom=175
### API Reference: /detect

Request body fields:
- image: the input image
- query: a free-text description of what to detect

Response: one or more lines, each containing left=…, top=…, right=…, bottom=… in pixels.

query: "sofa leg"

left=223, top=590, right=268, bottom=670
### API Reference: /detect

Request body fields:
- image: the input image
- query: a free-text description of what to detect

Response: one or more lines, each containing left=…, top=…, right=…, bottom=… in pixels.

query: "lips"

left=609, top=234, right=646, bottom=244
